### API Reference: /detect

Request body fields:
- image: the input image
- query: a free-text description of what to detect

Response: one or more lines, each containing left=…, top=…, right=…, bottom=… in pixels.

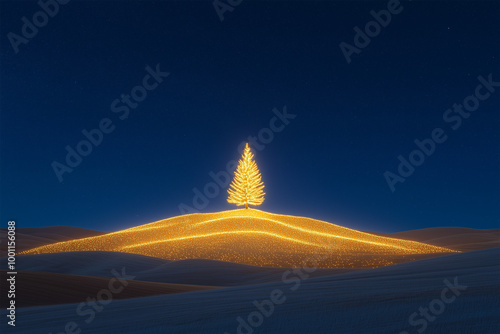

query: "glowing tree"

left=227, top=143, right=265, bottom=209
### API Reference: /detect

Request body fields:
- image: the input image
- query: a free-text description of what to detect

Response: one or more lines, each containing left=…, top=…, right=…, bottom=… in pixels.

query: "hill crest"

left=21, top=209, right=457, bottom=268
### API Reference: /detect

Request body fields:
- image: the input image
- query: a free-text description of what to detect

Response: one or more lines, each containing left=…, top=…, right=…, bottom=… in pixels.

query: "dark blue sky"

left=1, top=0, right=499, bottom=233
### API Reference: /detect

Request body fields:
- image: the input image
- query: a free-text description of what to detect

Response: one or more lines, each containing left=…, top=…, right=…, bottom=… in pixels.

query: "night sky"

left=1, top=0, right=499, bottom=233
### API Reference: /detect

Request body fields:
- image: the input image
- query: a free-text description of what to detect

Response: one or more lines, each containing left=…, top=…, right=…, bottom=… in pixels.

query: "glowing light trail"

left=120, top=230, right=322, bottom=249
left=192, top=216, right=417, bottom=251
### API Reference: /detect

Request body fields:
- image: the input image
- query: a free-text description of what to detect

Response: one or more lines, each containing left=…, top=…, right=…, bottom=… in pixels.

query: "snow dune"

left=3, top=248, right=498, bottom=333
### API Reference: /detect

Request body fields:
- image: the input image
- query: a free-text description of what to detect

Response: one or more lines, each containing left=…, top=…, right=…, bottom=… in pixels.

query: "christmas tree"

left=227, top=143, right=265, bottom=209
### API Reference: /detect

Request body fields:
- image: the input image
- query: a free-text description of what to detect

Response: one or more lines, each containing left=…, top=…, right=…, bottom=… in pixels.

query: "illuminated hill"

left=21, top=209, right=458, bottom=268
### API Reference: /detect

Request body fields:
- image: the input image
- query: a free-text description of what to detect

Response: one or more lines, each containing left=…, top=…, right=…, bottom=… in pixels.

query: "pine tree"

left=227, top=143, right=265, bottom=209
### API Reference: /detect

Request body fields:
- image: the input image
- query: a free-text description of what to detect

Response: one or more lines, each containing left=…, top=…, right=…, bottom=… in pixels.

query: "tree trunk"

left=245, top=203, right=248, bottom=209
